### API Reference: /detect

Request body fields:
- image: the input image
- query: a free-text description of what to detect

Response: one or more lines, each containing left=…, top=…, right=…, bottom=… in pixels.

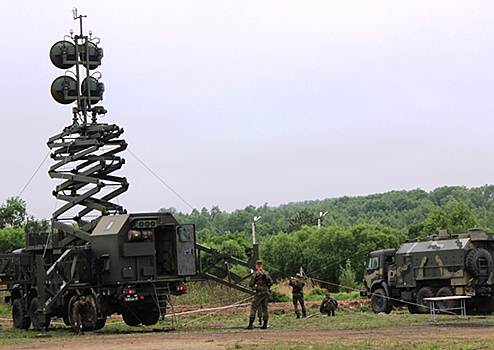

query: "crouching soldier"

left=246, top=260, right=272, bottom=329
left=289, top=273, right=307, bottom=318
left=73, top=296, right=93, bottom=334
left=320, top=293, right=338, bottom=316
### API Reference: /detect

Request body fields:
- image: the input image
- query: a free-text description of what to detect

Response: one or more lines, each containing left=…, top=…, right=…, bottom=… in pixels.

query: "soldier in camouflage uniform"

left=72, top=295, right=93, bottom=334
left=246, top=260, right=272, bottom=330
left=289, top=273, right=307, bottom=318
left=320, top=293, right=338, bottom=316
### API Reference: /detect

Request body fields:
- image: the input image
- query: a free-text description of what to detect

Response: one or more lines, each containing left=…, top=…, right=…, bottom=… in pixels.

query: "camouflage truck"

left=362, top=229, right=494, bottom=314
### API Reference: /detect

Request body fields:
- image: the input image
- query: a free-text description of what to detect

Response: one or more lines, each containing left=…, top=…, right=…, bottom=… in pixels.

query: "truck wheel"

left=12, top=298, right=31, bottom=329
left=466, top=248, right=493, bottom=277
left=476, top=297, right=494, bottom=315
left=29, top=298, right=51, bottom=331
left=407, top=303, right=419, bottom=314
left=436, top=286, right=457, bottom=313
left=138, top=309, right=160, bottom=326
left=86, top=294, right=107, bottom=330
left=67, top=295, right=79, bottom=329
left=123, top=309, right=140, bottom=326
left=371, top=288, right=392, bottom=314
left=416, top=287, right=434, bottom=314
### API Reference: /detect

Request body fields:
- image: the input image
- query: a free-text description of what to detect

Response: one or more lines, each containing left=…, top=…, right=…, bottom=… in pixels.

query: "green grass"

left=0, top=306, right=493, bottom=348
left=305, top=290, right=364, bottom=302
left=0, top=284, right=492, bottom=349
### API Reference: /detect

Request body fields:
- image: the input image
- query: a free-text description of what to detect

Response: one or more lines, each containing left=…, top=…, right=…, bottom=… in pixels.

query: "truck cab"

left=362, top=249, right=396, bottom=297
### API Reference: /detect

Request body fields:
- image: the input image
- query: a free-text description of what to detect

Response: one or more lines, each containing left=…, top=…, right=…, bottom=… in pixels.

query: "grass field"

left=0, top=283, right=493, bottom=349
left=1, top=300, right=494, bottom=349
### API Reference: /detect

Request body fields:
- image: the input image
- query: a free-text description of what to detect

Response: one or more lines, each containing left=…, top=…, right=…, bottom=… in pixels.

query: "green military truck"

left=362, top=229, right=494, bottom=314
left=0, top=11, right=259, bottom=332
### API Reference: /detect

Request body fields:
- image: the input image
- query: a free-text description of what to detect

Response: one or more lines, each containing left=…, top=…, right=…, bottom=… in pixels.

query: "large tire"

left=86, top=294, right=106, bottom=330
left=137, top=309, right=160, bottom=326
left=465, top=248, right=493, bottom=277
left=122, top=309, right=140, bottom=326
left=416, top=286, right=434, bottom=314
left=408, top=303, right=419, bottom=314
left=12, top=298, right=30, bottom=329
left=68, top=295, right=98, bottom=332
left=476, top=297, right=494, bottom=315
left=67, top=295, right=79, bottom=329
left=371, top=288, right=392, bottom=314
left=436, top=286, right=457, bottom=313
left=29, top=298, right=51, bottom=331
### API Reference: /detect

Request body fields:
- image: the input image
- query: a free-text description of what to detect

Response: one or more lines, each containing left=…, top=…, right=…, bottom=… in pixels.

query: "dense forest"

left=163, top=185, right=494, bottom=240
left=160, top=185, right=493, bottom=290
left=1, top=185, right=493, bottom=292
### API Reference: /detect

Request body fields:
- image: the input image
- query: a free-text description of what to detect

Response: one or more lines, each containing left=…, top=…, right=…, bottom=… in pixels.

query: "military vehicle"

left=362, top=229, right=494, bottom=314
left=0, top=10, right=258, bottom=332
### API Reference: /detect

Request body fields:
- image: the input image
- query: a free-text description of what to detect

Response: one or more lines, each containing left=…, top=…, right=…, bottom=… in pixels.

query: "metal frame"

left=424, top=296, right=471, bottom=322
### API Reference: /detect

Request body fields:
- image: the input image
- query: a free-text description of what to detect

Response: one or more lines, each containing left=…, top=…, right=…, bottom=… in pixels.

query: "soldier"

left=289, top=273, right=307, bottom=318
left=320, top=293, right=338, bottom=316
left=246, top=260, right=272, bottom=330
left=72, top=295, right=93, bottom=334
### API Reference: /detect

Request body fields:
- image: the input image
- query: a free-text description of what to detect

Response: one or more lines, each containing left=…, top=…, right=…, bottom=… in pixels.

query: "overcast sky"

left=1, top=1, right=493, bottom=220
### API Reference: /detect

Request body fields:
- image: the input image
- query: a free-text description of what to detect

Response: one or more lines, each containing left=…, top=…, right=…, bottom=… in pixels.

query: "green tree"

left=288, top=208, right=316, bottom=232
left=419, top=201, right=478, bottom=236
left=421, top=207, right=449, bottom=236
left=339, top=259, right=358, bottom=293
left=0, top=197, right=27, bottom=229
left=449, top=200, right=478, bottom=233
left=0, top=227, right=24, bottom=253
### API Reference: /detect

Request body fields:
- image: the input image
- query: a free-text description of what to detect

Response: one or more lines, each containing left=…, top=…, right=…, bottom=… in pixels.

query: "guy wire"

left=17, top=150, right=51, bottom=199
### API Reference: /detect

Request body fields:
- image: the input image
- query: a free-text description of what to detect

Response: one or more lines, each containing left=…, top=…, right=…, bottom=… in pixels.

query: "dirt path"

left=2, top=301, right=494, bottom=349
left=5, top=323, right=494, bottom=350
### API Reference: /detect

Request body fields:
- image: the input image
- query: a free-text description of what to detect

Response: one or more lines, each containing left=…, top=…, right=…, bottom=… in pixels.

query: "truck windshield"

left=368, top=256, right=379, bottom=269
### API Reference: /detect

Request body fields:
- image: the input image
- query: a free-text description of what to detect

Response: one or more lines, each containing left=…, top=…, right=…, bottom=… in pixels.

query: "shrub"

left=268, top=290, right=290, bottom=302
left=308, top=286, right=328, bottom=297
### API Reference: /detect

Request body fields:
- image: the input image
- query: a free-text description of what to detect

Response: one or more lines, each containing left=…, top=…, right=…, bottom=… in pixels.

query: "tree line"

left=162, top=185, right=487, bottom=290
left=0, top=185, right=489, bottom=291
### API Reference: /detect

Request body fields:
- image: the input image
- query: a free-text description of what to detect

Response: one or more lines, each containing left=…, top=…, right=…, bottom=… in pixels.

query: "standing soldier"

left=289, top=273, right=307, bottom=318
left=320, top=293, right=338, bottom=316
left=246, top=260, right=272, bottom=330
left=72, top=295, right=93, bottom=334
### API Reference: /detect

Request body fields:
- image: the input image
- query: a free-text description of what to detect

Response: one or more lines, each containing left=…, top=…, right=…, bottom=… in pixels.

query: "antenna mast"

left=48, top=10, right=128, bottom=238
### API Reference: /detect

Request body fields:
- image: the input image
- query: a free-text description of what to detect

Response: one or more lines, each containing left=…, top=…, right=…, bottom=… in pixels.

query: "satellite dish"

left=50, top=76, right=77, bottom=104
left=49, top=41, right=76, bottom=69
left=79, top=41, right=103, bottom=70
left=81, top=77, right=104, bottom=104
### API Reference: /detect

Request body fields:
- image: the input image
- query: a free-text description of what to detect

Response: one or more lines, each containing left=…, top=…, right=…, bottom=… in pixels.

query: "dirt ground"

left=2, top=300, right=494, bottom=350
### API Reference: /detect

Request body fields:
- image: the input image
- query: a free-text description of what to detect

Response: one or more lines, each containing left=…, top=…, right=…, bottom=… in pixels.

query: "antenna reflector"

left=51, top=76, right=77, bottom=104
left=49, top=41, right=76, bottom=69
left=82, top=77, right=104, bottom=104
left=79, top=42, right=103, bottom=70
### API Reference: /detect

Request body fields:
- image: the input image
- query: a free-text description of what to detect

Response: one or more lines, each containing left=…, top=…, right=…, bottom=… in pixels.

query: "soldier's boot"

left=295, top=311, right=300, bottom=319
left=302, top=310, right=307, bottom=318
left=258, top=317, right=262, bottom=325
left=261, top=318, right=268, bottom=329
left=245, top=317, right=255, bottom=330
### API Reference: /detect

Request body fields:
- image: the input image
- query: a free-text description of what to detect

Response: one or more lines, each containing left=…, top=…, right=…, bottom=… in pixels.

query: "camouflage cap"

left=80, top=295, right=86, bottom=301
left=256, top=260, right=263, bottom=265
left=296, top=273, right=301, bottom=277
